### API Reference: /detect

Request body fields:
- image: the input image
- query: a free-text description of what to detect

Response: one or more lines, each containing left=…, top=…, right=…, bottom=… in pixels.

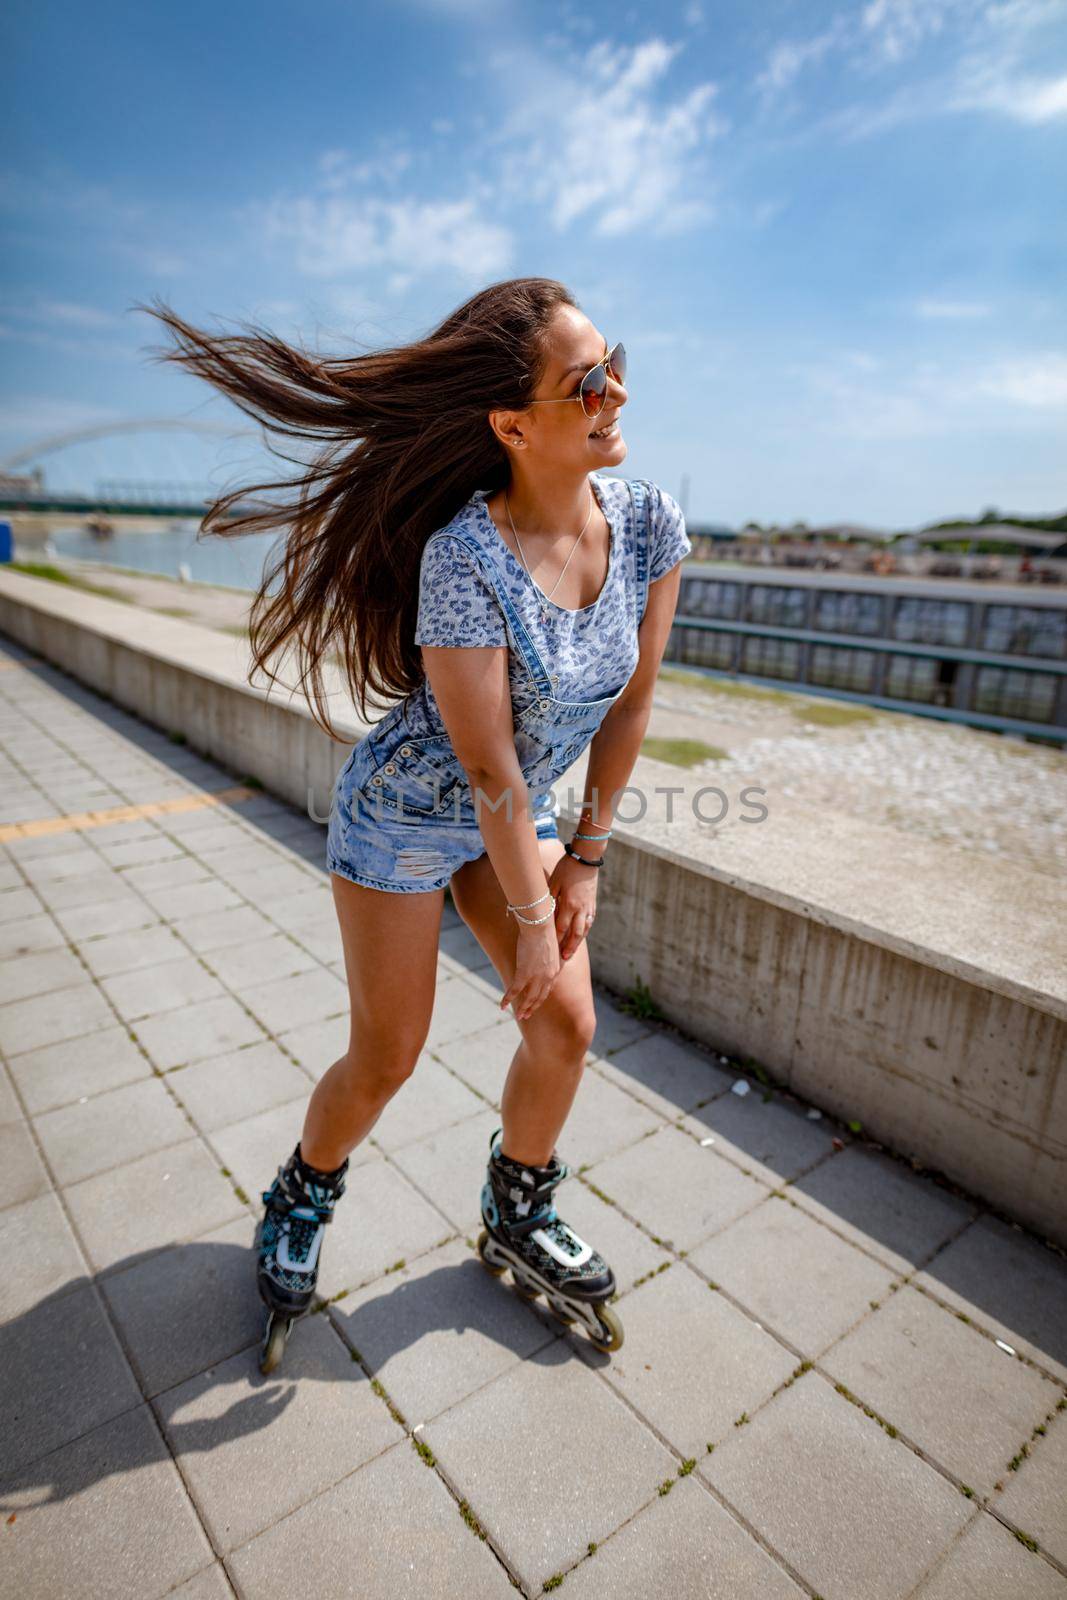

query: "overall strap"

left=628, top=478, right=650, bottom=627
left=443, top=524, right=554, bottom=697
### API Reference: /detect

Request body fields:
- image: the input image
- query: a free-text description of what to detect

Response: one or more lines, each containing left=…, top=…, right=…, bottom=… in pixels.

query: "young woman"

left=146, top=278, right=690, bottom=1369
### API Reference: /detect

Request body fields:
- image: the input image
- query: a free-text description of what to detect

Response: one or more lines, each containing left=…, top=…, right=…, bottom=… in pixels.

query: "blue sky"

left=2, top=0, right=1065, bottom=529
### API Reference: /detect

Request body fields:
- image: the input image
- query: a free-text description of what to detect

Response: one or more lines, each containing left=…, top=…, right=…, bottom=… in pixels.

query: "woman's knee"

left=526, top=992, right=597, bottom=1060
left=343, top=1016, right=427, bottom=1094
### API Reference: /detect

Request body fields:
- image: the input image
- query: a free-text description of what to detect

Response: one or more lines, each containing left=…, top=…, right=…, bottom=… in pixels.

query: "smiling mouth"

left=589, top=418, right=621, bottom=439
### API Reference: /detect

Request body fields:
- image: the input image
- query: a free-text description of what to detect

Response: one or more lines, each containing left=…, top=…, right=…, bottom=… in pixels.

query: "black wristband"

left=563, top=840, right=605, bottom=869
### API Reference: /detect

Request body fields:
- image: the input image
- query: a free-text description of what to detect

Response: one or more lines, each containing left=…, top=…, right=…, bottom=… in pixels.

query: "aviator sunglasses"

left=524, top=341, right=627, bottom=420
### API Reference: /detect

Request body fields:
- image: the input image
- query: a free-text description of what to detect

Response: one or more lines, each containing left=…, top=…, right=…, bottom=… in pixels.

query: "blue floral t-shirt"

left=405, top=473, right=690, bottom=737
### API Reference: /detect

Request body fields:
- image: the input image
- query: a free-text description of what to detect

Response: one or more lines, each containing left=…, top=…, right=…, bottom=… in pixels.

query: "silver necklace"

left=504, top=484, right=596, bottom=622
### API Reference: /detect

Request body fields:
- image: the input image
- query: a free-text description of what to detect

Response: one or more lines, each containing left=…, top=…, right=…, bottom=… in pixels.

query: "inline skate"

left=254, top=1141, right=349, bottom=1373
left=477, top=1125, right=623, bottom=1353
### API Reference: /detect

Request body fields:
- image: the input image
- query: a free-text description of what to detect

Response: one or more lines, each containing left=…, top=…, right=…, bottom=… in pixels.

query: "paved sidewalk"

left=1, top=633, right=1065, bottom=1600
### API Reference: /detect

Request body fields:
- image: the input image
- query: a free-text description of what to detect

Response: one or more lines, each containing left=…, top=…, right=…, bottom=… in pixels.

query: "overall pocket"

left=359, top=733, right=464, bottom=819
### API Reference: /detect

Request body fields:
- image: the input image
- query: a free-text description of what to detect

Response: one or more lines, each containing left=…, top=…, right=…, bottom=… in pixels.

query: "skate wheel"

left=587, top=1304, right=624, bottom=1354
left=476, top=1229, right=506, bottom=1276
left=259, top=1312, right=293, bottom=1374
left=547, top=1300, right=576, bottom=1326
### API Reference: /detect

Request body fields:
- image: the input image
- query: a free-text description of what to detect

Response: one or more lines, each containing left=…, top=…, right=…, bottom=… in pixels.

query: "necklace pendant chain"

left=505, top=483, right=596, bottom=611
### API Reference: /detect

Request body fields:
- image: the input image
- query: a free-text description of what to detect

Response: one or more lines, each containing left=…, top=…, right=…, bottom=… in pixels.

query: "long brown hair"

left=138, top=277, right=578, bottom=739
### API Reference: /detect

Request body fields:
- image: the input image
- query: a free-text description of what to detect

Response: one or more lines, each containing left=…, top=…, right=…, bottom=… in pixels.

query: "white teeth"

left=591, top=420, right=619, bottom=439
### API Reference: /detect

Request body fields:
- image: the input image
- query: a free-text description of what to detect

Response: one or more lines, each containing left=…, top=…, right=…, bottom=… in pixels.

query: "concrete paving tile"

left=143, top=879, right=246, bottom=920
left=822, top=1284, right=1062, bottom=1495
left=199, top=932, right=318, bottom=991
left=551, top=1474, right=808, bottom=1599
left=426, top=974, right=511, bottom=1048
left=275, top=1011, right=349, bottom=1078
left=788, top=1145, right=979, bottom=1273
left=0, top=945, right=87, bottom=1006
left=101, top=1215, right=261, bottom=1399
left=438, top=918, right=496, bottom=972
left=911, top=1509, right=1067, bottom=1599
left=0, top=1189, right=90, bottom=1320
left=0, top=1402, right=214, bottom=1600
left=65, top=1138, right=246, bottom=1273
left=564, top=1178, right=676, bottom=1294
left=331, top=1236, right=559, bottom=1423
left=594, top=1030, right=734, bottom=1119
left=165, top=1563, right=235, bottom=1600
left=589, top=983, right=657, bottom=1056
left=6, top=1022, right=153, bottom=1115
left=421, top=1339, right=677, bottom=1594
left=152, top=1312, right=404, bottom=1553
left=0, top=1061, right=20, bottom=1123
left=988, top=1409, right=1067, bottom=1570
left=77, top=922, right=190, bottom=979
left=390, top=1107, right=509, bottom=1231
left=558, top=1063, right=666, bottom=1166
left=588, top=1124, right=767, bottom=1252
left=0, top=980, right=115, bottom=1055
left=316, top=1155, right=456, bottom=1300
left=913, top=1214, right=1067, bottom=1384
left=170, top=902, right=277, bottom=955
left=209, top=1097, right=377, bottom=1206
left=233, top=966, right=348, bottom=1035
left=680, top=1085, right=839, bottom=1186
left=430, top=1015, right=523, bottom=1102
left=0, top=910, right=66, bottom=960
left=39, top=869, right=142, bottom=911
left=365, top=1056, right=485, bottom=1152
left=0, top=1279, right=142, bottom=1474
left=120, top=856, right=213, bottom=895
left=169, top=1041, right=312, bottom=1133
left=34, top=1075, right=194, bottom=1186
left=97, top=834, right=187, bottom=869
left=700, top=1373, right=972, bottom=1600
left=0, top=1119, right=51, bottom=1210
left=587, top=1263, right=799, bottom=1458
left=687, top=1193, right=897, bottom=1358
left=224, top=863, right=320, bottom=910
left=0, top=885, right=46, bottom=924
left=21, top=845, right=104, bottom=884
left=227, top=1436, right=517, bottom=1598
left=133, top=994, right=268, bottom=1071
left=991, top=1408, right=1067, bottom=1568
left=100, top=956, right=228, bottom=1023
left=52, top=892, right=160, bottom=941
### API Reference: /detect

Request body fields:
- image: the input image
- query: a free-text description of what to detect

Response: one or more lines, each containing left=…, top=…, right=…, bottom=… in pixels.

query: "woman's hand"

left=499, top=921, right=561, bottom=1022
left=548, top=852, right=599, bottom=962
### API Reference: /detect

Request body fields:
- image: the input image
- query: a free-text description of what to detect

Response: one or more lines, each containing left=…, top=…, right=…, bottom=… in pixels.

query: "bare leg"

left=448, top=840, right=597, bottom=1167
left=299, top=873, right=446, bottom=1171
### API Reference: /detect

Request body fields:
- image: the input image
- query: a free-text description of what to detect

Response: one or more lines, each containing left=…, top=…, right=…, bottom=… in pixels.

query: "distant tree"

left=979, top=505, right=1000, bottom=523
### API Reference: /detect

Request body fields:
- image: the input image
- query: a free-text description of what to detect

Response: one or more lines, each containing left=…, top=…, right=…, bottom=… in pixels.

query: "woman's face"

left=494, top=304, right=629, bottom=470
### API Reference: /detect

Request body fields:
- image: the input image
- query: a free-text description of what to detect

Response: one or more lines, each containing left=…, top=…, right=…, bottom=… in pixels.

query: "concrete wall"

left=1, top=568, right=1064, bottom=1247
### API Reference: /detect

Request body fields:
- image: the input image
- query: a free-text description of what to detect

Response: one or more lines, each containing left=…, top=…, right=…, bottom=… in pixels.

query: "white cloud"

left=755, top=0, right=1067, bottom=130
left=257, top=191, right=514, bottom=288
left=491, top=36, right=725, bottom=237
left=974, top=352, right=1067, bottom=404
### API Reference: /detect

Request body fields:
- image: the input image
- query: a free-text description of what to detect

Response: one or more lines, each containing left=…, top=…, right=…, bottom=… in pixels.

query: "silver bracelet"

left=507, top=899, right=556, bottom=925
left=508, top=887, right=552, bottom=911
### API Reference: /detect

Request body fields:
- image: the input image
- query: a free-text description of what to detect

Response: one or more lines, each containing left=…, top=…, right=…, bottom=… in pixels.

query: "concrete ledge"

left=1, top=569, right=1063, bottom=1246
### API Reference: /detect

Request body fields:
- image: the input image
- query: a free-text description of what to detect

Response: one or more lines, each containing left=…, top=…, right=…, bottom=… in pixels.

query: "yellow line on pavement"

left=0, top=785, right=262, bottom=842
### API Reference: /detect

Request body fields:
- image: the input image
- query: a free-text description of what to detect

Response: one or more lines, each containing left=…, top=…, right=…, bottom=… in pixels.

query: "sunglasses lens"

left=607, top=342, right=626, bottom=383
left=581, top=364, right=608, bottom=417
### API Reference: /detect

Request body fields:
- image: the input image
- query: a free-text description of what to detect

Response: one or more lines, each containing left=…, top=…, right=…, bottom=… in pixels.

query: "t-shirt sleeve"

left=647, top=482, right=692, bottom=583
left=414, top=534, right=509, bottom=647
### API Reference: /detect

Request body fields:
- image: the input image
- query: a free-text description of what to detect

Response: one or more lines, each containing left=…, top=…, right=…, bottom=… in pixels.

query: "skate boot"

left=477, top=1125, right=623, bottom=1352
left=254, top=1141, right=349, bottom=1373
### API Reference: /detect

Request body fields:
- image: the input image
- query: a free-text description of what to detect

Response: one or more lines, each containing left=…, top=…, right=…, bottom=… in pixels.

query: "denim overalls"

left=326, top=478, right=650, bottom=893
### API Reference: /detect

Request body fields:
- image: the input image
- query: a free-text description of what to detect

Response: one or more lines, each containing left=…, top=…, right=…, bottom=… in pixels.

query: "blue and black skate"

left=477, top=1125, right=623, bottom=1352
left=254, top=1142, right=349, bottom=1373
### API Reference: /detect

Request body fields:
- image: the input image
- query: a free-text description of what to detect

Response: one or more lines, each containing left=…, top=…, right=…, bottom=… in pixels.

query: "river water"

left=52, top=521, right=277, bottom=592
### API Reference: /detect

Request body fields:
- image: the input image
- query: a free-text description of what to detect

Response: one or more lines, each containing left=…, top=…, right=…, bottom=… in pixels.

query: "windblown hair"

left=139, top=277, right=578, bottom=739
